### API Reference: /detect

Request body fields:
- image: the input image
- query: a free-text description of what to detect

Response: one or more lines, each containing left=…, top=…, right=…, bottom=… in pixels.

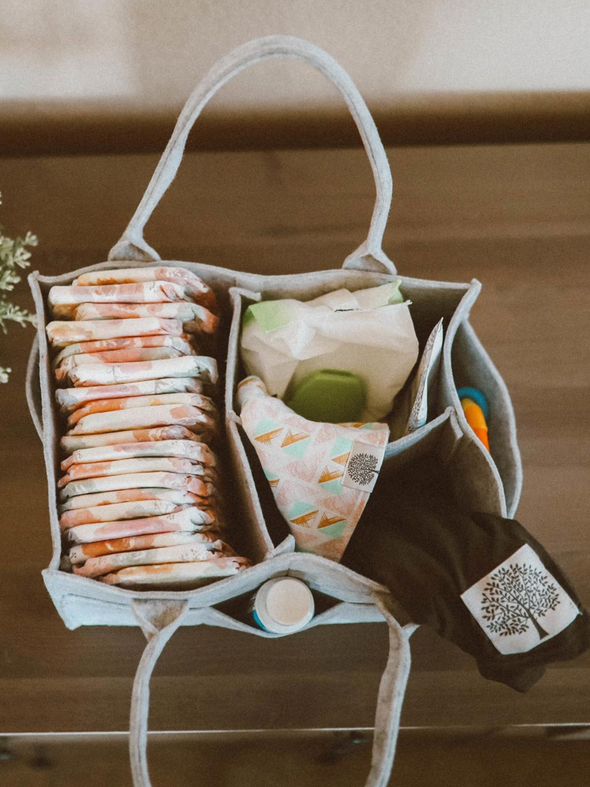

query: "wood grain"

left=0, top=143, right=588, bottom=734
left=3, top=730, right=590, bottom=787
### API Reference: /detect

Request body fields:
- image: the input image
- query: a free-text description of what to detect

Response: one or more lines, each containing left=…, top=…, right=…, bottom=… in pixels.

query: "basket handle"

left=26, top=334, right=43, bottom=441
left=129, top=593, right=411, bottom=787
left=108, top=35, right=396, bottom=275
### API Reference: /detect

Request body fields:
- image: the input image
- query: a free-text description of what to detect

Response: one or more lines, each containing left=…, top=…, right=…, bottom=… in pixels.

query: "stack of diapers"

left=46, top=267, right=250, bottom=589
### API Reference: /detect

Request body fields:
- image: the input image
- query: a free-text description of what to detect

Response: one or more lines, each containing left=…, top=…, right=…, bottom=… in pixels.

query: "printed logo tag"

left=461, top=544, right=580, bottom=655
left=343, top=441, right=385, bottom=494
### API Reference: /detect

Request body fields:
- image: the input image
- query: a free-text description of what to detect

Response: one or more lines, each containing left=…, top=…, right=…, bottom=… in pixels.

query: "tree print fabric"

left=461, top=544, right=580, bottom=655
left=342, top=454, right=590, bottom=691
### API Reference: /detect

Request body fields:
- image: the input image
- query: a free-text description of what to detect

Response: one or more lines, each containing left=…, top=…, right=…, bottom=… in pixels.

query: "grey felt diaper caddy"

left=26, top=36, right=521, bottom=787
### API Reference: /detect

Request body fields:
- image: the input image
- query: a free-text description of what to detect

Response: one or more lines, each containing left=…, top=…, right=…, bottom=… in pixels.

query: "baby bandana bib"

left=237, top=375, right=389, bottom=561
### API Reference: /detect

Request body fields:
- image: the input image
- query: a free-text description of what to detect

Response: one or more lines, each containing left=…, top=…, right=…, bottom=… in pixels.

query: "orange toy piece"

left=460, top=398, right=490, bottom=451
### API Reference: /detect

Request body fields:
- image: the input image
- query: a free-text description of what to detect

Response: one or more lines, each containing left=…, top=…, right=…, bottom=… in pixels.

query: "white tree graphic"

left=480, top=562, right=561, bottom=640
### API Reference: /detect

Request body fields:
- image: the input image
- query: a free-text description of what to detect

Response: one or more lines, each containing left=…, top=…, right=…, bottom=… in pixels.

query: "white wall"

left=1, top=0, right=589, bottom=113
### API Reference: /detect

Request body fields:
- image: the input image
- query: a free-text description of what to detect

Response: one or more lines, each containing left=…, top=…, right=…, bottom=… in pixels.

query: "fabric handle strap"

left=129, top=593, right=411, bottom=787
left=108, top=35, right=395, bottom=275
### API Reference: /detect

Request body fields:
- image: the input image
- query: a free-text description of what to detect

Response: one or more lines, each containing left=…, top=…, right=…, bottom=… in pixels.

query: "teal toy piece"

left=286, top=369, right=366, bottom=423
left=456, top=386, right=489, bottom=419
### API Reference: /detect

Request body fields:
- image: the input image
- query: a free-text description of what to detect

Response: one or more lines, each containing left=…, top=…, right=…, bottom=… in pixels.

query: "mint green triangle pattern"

left=330, top=435, right=353, bottom=459
left=319, top=479, right=344, bottom=496
left=281, top=436, right=311, bottom=459
left=253, top=417, right=283, bottom=439
left=317, top=520, right=348, bottom=539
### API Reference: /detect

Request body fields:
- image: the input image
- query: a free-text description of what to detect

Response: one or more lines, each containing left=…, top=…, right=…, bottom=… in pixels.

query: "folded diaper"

left=60, top=425, right=207, bottom=453
left=49, top=281, right=208, bottom=319
left=47, top=318, right=184, bottom=346
left=65, top=531, right=227, bottom=565
left=73, top=541, right=231, bottom=578
left=59, top=471, right=218, bottom=500
left=99, top=556, right=249, bottom=588
left=53, top=334, right=196, bottom=365
left=62, top=355, right=218, bottom=387
left=72, top=266, right=217, bottom=313
left=54, top=346, right=187, bottom=382
left=56, top=379, right=206, bottom=413
left=59, top=499, right=181, bottom=529
left=66, top=403, right=218, bottom=437
left=66, top=393, right=217, bottom=427
left=64, top=508, right=221, bottom=544
left=58, top=457, right=218, bottom=486
left=58, top=487, right=207, bottom=511
left=74, top=301, right=218, bottom=334
left=60, top=440, right=217, bottom=471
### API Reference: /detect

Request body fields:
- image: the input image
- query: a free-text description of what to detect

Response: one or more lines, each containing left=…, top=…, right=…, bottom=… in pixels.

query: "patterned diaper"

left=72, top=266, right=217, bottom=312
left=60, top=440, right=218, bottom=471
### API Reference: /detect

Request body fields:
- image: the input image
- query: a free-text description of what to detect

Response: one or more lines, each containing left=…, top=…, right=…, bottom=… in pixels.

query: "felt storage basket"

left=26, top=35, right=521, bottom=787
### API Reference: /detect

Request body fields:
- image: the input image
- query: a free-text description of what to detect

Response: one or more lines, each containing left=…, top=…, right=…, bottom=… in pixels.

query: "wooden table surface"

left=0, top=142, right=588, bottom=734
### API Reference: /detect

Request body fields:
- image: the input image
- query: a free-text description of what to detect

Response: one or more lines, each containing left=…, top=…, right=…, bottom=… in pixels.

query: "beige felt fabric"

left=27, top=36, right=522, bottom=787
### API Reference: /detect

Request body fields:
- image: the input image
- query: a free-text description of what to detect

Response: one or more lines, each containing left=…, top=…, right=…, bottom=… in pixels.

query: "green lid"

left=286, top=369, right=366, bottom=423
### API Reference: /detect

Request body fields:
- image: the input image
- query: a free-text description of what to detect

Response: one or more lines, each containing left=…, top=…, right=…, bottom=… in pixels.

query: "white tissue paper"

left=240, top=282, right=419, bottom=421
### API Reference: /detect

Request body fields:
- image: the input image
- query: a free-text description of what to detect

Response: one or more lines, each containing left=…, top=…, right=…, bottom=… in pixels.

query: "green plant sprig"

left=0, top=192, right=38, bottom=382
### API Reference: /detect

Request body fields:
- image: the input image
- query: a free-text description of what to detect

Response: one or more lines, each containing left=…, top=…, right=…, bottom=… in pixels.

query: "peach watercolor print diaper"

left=54, top=347, right=187, bottom=382
left=53, top=334, right=196, bottom=364
left=59, top=471, right=218, bottom=500
left=74, top=301, right=218, bottom=334
left=58, top=487, right=206, bottom=511
left=64, top=508, right=222, bottom=544
left=99, top=556, right=250, bottom=588
left=66, top=403, right=218, bottom=437
left=60, top=440, right=217, bottom=471
left=59, top=499, right=180, bottom=529
left=60, top=426, right=208, bottom=453
left=65, top=531, right=228, bottom=564
left=48, top=281, right=207, bottom=318
left=46, top=318, right=184, bottom=347
left=56, top=379, right=206, bottom=414
left=66, top=393, right=217, bottom=427
left=58, top=456, right=219, bottom=485
left=72, top=541, right=232, bottom=578
left=72, top=267, right=217, bottom=313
